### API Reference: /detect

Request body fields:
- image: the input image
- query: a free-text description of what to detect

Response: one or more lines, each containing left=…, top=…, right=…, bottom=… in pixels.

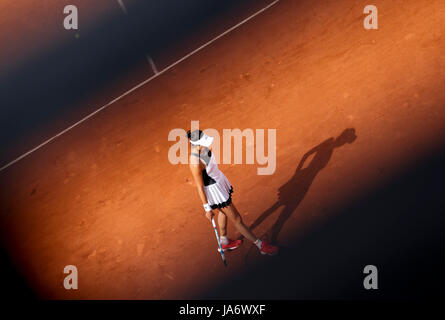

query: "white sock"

left=254, top=239, right=262, bottom=249
left=220, top=236, right=229, bottom=245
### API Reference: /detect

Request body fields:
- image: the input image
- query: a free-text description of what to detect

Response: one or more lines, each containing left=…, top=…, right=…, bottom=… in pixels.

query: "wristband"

left=203, top=203, right=212, bottom=212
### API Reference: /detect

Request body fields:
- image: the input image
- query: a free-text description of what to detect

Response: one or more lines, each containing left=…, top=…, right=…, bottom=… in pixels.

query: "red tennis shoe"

left=218, top=239, right=243, bottom=252
left=259, top=240, right=279, bottom=255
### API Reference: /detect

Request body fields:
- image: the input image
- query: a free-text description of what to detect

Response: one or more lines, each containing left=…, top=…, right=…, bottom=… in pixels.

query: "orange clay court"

left=0, top=0, right=444, bottom=299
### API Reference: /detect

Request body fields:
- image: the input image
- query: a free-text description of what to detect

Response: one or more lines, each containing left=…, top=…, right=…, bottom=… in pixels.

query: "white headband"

left=190, top=132, right=214, bottom=147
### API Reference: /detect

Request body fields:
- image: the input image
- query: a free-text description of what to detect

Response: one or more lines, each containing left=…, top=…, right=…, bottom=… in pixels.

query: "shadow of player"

left=244, top=128, right=357, bottom=249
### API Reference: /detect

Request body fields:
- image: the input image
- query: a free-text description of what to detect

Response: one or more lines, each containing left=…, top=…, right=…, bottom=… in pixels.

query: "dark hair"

left=186, top=129, right=203, bottom=142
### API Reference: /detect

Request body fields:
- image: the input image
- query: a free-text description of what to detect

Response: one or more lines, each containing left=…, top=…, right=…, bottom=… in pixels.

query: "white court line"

left=117, top=0, right=128, bottom=15
left=0, top=0, right=279, bottom=173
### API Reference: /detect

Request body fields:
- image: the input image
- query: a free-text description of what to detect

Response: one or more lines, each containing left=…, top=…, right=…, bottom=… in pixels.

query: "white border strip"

left=146, top=54, right=159, bottom=74
left=0, top=0, right=279, bottom=173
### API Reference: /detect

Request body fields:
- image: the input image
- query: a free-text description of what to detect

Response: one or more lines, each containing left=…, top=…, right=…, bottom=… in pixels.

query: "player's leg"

left=217, top=211, right=227, bottom=237
left=219, top=203, right=256, bottom=242
left=216, top=210, right=242, bottom=251
left=220, top=203, right=279, bottom=255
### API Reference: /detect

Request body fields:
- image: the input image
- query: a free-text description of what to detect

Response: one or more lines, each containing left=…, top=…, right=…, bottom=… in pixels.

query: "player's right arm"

left=189, top=161, right=214, bottom=220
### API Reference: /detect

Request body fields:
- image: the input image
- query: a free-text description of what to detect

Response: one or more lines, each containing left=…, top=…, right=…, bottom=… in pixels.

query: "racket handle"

left=211, top=217, right=227, bottom=266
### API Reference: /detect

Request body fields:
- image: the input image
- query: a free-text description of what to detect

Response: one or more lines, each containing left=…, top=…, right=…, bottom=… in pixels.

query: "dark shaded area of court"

left=0, top=0, right=262, bottom=165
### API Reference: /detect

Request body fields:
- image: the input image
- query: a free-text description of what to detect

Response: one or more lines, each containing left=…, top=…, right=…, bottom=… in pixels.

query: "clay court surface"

left=0, top=0, right=444, bottom=299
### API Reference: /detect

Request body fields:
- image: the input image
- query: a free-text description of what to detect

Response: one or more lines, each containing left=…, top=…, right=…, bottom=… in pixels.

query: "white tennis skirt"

left=204, top=174, right=233, bottom=209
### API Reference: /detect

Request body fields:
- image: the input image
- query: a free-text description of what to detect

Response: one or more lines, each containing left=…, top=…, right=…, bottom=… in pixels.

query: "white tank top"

left=191, top=149, right=223, bottom=186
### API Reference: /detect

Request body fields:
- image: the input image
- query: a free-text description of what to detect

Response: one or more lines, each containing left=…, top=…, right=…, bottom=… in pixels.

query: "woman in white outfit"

left=187, top=129, right=278, bottom=255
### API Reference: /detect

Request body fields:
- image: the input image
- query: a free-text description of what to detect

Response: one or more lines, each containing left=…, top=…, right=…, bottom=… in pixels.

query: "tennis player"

left=187, top=129, right=279, bottom=255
